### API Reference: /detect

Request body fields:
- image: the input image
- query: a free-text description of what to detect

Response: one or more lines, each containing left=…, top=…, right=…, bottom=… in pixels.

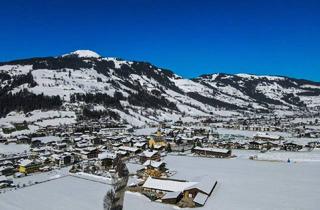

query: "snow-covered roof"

left=254, top=132, right=281, bottom=140
left=154, top=145, right=163, bottom=149
left=140, top=150, right=158, bottom=158
left=142, top=177, right=197, bottom=192
left=134, top=142, right=146, bottom=147
left=116, top=150, right=127, bottom=155
left=51, top=154, right=61, bottom=160
left=193, top=192, right=208, bottom=205
left=193, top=146, right=230, bottom=154
left=32, top=136, right=61, bottom=144
left=0, top=175, right=8, bottom=182
left=143, top=160, right=164, bottom=168
left=188, top=175, right=217, bottom=195
left=19, top=159, right=33, bottom=167
left=17, top=135, right=29, bottom=140
left=72, top=172, right=112, bottom=184
left=98, top=151, right=116, bottom=160
left=119, top=146, right=140, bottom=152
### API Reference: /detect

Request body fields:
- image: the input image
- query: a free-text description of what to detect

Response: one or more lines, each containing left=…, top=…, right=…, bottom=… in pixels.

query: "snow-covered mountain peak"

left=62, top=50, right=101, bottom=58
left=2, top=53, right=320, bottom=125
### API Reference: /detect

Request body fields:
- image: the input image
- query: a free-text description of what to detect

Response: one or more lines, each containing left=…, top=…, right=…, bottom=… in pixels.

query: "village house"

left=91, top=137, right=103, bottom=145
left=55, top=142, right=67, bottom=150
left=263, top=141, right=280, bottom=150
left=51, top=153, right=74, bottom=166
left=112, top=142, right=123, bottom=148
left=248, top=141, right=263, bottom=150
left=139, top=150, right=160, bottom=163
left=18, top=159, right=42, bottom=174
left=118, top=146, right=141, bottom=156
left=134, top=142, right=147, bottom=150
left=184, top=176, right=218, bottom=207
left=0, top=175, right=14, bottom=189
left=16, top=135, right=31, bottom=144
left=0, top=166, right=14, bottom=176
left=99, top=126, right=129, bottom=135
left=141, top=176, right=217, bottom=207
left=282, top=141, right=304, bottom=151
left=192, top=146, right=232, bottom=158
left=31, top=136, right=61, bottom=147
left=253, top=132, right=282, bottom=141
left=98, top=151, right=117, bottom=168
left=79, top=147, right=99, bottom=159
left=143, top=160, right=166, bottom=171
left=0, top=137, right=6, bottom=143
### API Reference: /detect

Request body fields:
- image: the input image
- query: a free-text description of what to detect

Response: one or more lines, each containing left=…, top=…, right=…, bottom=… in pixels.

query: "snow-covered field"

left=124, top=155, right=320, bottom=210
left=134, top=127, right=158, bottom=135
left=0, top=110, right=76, bottom=137
left=0, top=148, right=319, bottom=210
left=234, top=149, right=320, bottom=162
left=216, top=128, right=292, bottom=138
left=1, top=136, right=319, bottom=210
left=0, top=175, right=111, bottom=210
left=0, top=110, right=76, bottom=125
left=0, top=143, right=30, bottom=155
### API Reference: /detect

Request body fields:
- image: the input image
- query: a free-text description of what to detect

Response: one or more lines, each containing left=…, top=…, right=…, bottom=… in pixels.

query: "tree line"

left=0, top=89, right=62, bottom=117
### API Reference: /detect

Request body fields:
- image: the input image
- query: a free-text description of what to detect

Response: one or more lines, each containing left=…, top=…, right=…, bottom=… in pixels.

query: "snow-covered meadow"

left=0, top=176, right=111, bottom=210
left=234, top=149, right=320, bottom=162
left=0, top=143, right=30, bottom=155
left=0, top=110, right=76, bottom=137
left=124, top=154, right=320, bottom=210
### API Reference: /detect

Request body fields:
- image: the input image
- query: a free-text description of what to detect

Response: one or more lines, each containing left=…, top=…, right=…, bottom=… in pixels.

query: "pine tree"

left=103, top=189, right=115, bottom=210
left=166, top=143, right=172, bottom=153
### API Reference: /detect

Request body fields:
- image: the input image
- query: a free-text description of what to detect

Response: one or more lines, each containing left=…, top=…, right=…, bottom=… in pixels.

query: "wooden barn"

left=192, top=146, right=231, bottom=158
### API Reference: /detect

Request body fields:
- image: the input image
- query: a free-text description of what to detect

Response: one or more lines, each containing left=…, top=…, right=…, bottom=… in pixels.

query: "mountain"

left=1, top=50, right=320, bottom=125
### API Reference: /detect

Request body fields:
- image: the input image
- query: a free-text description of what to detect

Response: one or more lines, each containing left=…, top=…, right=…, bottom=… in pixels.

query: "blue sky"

left=0, top=0, right=319, bottom=80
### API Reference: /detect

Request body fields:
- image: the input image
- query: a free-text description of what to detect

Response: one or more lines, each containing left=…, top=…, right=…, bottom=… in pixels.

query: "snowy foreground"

left=1, top=152, right=319, bottom=210
left=124, top=154, right=320, bottom=210
left=0, top=175, right=111, bottom=210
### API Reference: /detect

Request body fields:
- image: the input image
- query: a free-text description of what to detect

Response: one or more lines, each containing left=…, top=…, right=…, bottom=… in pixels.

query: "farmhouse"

left=98, top=151, right=117, bottom=168
left=142, top=176, right=217, bottom=207
left=248, top=141, right=263, bottom=150
left=0, top=175, right=13, bottom=188
left=134, top=142, right=147, bottom=150
left=254, top=132, right=282, bottom=141
left=118, top=146, right=141, bottom=155
left=51, top=153, right=74, bottom=166
left=282, top=141, right=304, bottom=151
left=192, top=146, right=231, bottom=158
left=80, top=147, right=99, bottom=159
left=143, top=160, right=166, bottom=171
left=142, top=177, right=197, bottom=193
left=17, top=135, right=31, bottom=144
left=0, top=166, right=14, bottom=176
left=139, top=150, right=160, bottom=163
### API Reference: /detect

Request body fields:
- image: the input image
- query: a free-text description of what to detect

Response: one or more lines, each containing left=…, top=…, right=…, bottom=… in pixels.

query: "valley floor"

left=1, top=148, right=319, bottom=210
